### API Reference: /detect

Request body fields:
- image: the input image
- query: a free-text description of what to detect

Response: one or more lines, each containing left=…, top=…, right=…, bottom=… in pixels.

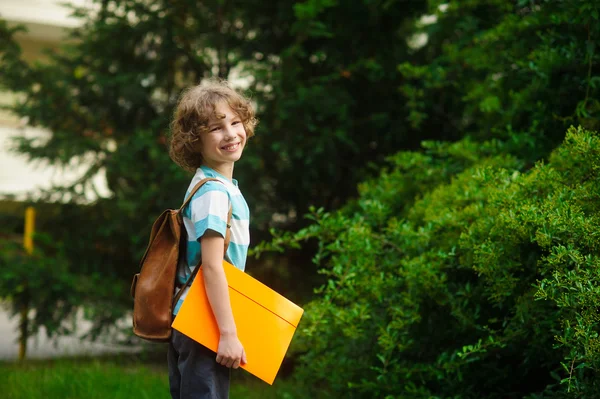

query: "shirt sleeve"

left=188, top=181, right=231, bottom=241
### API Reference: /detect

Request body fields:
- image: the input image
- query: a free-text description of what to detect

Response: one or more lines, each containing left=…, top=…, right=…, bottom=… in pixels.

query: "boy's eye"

left=232, top=120, right=241, bottom=125
left=210, top=126, right=220, bottom=132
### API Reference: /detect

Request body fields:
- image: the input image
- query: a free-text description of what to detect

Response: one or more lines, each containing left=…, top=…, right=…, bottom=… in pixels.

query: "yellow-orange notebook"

left=171, top=261, right=304, bottom=385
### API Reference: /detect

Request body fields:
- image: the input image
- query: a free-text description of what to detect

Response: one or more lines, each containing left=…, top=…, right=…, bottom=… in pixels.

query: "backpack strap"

left=179, top=177, right=233, bottom=251
left=179, top=177, right=218, bottom=213
left=172, top=177, right=233, bottom=308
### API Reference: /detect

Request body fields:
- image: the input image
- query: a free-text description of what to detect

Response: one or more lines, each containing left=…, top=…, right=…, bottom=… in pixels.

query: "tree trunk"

left=18, top=288, right=29, bottom=361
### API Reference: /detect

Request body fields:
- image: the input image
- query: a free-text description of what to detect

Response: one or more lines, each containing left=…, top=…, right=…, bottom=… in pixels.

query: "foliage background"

left=0, top=0, right=599, bottom=397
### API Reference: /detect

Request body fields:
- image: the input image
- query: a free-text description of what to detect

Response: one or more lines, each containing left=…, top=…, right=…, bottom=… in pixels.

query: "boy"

left=168, top=79, right=258, bottom=398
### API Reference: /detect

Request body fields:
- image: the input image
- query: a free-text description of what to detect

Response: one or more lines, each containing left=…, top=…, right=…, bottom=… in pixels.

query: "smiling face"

left=197, top=101, right=247, bottom=172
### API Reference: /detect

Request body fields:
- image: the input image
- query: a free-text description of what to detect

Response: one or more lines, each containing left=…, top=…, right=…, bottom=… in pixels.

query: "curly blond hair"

left=169, top=79, right=258, bottom=172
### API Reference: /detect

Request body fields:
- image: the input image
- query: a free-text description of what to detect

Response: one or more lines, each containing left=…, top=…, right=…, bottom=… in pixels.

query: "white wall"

left=0, top=125, right=111, bottom=201
left=0, top=0, right=110, bottom=201
left=1, top=0, right=87, bottom=30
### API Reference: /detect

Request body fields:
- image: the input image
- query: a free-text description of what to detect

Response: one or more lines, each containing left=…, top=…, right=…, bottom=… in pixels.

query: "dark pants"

left=168, top=329, right=230, bottom=399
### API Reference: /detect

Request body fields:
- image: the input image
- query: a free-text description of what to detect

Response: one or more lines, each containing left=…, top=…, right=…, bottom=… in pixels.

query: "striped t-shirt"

left=173, top=165, right=250, bottom=315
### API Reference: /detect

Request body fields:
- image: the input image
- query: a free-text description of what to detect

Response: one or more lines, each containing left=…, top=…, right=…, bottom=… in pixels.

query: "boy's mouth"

left=221, top=142, right=240, bottom=151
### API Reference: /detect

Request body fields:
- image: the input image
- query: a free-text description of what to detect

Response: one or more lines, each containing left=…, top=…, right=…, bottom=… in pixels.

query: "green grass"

left=0, top=357, right=297, bottom=399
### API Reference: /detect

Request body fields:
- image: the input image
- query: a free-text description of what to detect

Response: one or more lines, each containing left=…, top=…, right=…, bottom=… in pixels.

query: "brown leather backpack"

left=131, top=177, right=231, bottom=342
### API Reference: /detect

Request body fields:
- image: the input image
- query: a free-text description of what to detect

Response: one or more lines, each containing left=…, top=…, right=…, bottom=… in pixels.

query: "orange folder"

left=171, top=261, right=304, bottom=385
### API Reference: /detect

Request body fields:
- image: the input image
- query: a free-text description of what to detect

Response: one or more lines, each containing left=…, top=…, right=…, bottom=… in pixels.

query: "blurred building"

left=0, top=4, right=125, bottom=361
left=0, top=0, right=108, bottom=201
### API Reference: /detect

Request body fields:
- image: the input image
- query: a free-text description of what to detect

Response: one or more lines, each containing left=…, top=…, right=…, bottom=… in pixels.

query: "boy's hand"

left=216, top=333, right=247, bottom=369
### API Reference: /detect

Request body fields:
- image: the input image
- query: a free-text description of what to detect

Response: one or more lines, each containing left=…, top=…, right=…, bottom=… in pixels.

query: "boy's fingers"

left=216, top=354, right=230, bottom=367
left=241, top=349, right=247, bottom=365
left=221, top=354, right=232, bottom=368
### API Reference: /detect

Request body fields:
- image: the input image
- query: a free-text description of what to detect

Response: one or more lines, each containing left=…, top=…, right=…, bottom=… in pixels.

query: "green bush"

left=266, top=127, right=600, bottom=398
left=0, top=234, right=83, bottom=340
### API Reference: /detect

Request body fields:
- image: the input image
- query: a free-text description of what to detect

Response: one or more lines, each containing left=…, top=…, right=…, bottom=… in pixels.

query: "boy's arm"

left=201, top=230, right=247, bottom=369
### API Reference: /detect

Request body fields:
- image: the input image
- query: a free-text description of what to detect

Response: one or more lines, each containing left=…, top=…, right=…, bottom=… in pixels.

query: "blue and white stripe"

left=173, top=165, right=250, bottom=315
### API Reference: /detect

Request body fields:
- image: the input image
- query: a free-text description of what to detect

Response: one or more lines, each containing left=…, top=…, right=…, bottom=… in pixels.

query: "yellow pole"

left=24, top=207, right=35, bottom=255
left=19, top=206, right=35, bottom=361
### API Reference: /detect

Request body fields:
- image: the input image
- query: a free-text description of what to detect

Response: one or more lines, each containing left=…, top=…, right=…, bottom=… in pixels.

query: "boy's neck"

left=203, top=162, right=234, bottom=181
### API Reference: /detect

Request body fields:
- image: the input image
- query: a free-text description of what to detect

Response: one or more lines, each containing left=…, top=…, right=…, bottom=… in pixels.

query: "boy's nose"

left=224, top=127, right=236, bottom=139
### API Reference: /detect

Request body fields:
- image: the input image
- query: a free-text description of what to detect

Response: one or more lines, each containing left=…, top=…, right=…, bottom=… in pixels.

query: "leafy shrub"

left=263, top=127, right=600, bottom=398
left=0, top=234, right=83, bottom=338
